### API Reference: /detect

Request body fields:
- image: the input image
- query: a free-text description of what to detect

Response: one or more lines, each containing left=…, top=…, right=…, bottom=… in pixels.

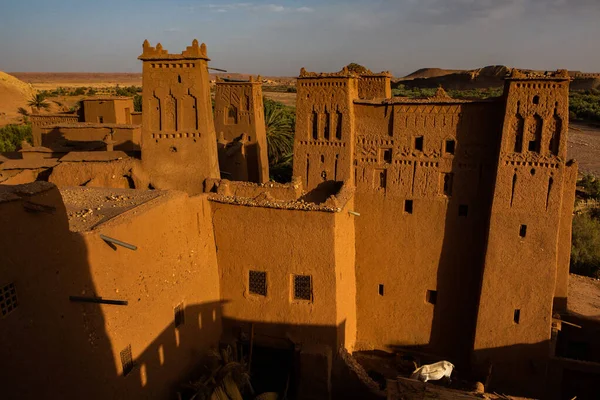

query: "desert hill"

left=0, top=71, right=36, bottom=125
left=402, top=68, right=464, bottom=80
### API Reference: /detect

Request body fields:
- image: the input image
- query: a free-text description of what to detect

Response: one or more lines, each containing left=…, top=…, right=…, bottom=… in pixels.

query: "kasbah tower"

left=138, top=39, right=220, bottom=194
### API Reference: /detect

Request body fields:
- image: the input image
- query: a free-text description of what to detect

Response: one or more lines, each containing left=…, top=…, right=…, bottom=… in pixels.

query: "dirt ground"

left=567, top=122, right=600, bottom=176
left=568, top=273, right=600, bottom=318
left=9, top=72, right=143, bottom=90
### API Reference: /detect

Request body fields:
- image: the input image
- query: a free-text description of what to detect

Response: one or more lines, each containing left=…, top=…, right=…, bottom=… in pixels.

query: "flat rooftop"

left=59, top=187, right=163, bottom=232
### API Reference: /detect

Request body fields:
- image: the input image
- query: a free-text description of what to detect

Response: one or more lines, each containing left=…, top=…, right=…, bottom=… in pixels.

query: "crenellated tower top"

left=138, top=39, right=210, bottom=61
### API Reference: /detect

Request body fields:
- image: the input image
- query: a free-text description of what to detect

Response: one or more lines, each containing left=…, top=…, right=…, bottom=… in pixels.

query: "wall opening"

left=442, top=173, right=453, bottom=196
left=414, top=136, right=424, bottom=152
left=382, top=148, right=392, bottom=164
left=388, top=110, right=394, bottom=137
left=178, top=74, right=182, bottom=83
left=510, top=173, right=517, bottom=207
left=336, top=111, right=343, bottom=140
left=323, top=111, right=330, bottom=140
left=174, top=302, right=185, bottom=327
left=120, top=345, right=134, bottom=376
left=249, top=270, right=267, bottom=296
left=514, top=309, right=521, bottom=324
left=376, top=169, right=387, bottom=189
left=445, top=139, right=455, bottom=155
left=0, top=282, right=18, bottom=318
left=312, top=111, right=318, bottom=140
left=458, top=204, right=468, bottom=217
left=513, top=114, right=524, bottom=153
left=528, top=114, right=543, bottom=153
left=379, top=284, right=384, bottom=296
left=98, top=116, right=104, bottom=123
left=293, top=275, right=312, bottom=301
left=320, top=155, right=325, bottom=163
left=404, top=199, right=413, bottom=214
left=227, top=105, right=238, bottom=125
left=426, top=290, right=437, bottom=305
left=546, top=177, right=554, bottom=209
left=550, top=111, right=562, bottom=156
left=519, top=224, right=527, bottom=238
left=334, top=154, right=339, bottom=180
left=533, top=95, right=540, bottom=105
left=306, top=156, right=310, bottom=184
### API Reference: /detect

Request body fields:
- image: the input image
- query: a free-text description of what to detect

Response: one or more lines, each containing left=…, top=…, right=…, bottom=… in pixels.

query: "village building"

left=0, top=40, right=593, bottom=400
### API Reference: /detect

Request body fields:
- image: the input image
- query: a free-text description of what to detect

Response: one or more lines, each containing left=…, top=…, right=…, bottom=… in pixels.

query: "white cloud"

left=296, top=6, right=314, bottom=12
left=203, top=3, right=314, bottom=14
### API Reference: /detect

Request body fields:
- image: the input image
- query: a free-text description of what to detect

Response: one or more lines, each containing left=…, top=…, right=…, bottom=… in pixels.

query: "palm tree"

left=17, top=107, right=29, bottom=117
left=264, top=98, right=294, bottom=163
left=27, top=93, right=50, bottom=112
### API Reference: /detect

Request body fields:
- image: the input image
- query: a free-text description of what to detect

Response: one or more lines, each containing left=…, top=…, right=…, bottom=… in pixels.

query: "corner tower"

left=292, top=67, right=359, bottom=190
left=472, top=70, right=577, bottom=395
left=138, top=39, right=219, bottom=193
left=214, top=76, right=269, bottom=183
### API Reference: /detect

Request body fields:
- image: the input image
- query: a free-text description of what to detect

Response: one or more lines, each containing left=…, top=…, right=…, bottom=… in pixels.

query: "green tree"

left=264, top=98, right=294, bottom=162
left=134, top=94, right=142, bottom=112
left=571, top=212, right=600, bottom=278
left=27, top=93, right=50, bottom=112
left=0, top=124, right=33, bottom=152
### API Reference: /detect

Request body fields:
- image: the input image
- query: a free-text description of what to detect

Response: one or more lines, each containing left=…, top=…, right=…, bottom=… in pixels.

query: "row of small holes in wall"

left=248, top=270, right=312, bottom=301
left=379, top=285, right=437, bottom=305
left=0, top=282, right=18, bottom=318
left=120, top=301, right=186, bottom=377
left=412, top=137, right=455, bottom=155
left=515, top=83, right=558, bottom=89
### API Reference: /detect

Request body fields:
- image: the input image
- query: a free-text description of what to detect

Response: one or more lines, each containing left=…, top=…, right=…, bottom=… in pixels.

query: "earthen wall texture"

left=83, top=98, right=134, bottom=124
left=41, top=125, right=141, bottom=151
left=210, top=199, right=356, bottom=351
left=0, top=184, right=221, bottom=399
left=139, top=40, right=220, bottom=194
left=358, top=75, right=391, bottom=100
left=214, top=81, right=269, bottom=183
left=30, top=114, right=80, bottom=146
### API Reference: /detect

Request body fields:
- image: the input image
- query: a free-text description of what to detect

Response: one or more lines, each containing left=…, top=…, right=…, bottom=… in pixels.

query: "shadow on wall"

left=299, top=180, right=344, bottom=204
left=0, top=184, right=223, bottom=399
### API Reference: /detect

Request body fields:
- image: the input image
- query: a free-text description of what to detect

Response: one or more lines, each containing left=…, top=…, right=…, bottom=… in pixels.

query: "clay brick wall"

left=30, top=114, right=80, bottom=146
left=0, top=183, right=221, bottom=399
left=82, top=98, right=134, bottom=124
left=358, top=74, right=391, bottom=100
left=214, top=79, right=269, bottom=183
left=138, top=40, right=220, bottom=194
left=41, top=124, right=141, bottom=151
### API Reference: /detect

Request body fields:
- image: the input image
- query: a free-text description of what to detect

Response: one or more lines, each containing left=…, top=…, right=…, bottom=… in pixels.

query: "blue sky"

left=0, top=0, right=599, bottom=76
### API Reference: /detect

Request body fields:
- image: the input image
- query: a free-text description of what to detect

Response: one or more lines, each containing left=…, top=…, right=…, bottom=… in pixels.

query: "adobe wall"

left=49, top=158, right=137, bottom=188
left=139, top=40, right=220, bottom=194
left=210, top=192, right=357, bottom=352
left=293, top=70, right=359, bottom=191
left=41, top=124, right=141, bottom=151
left=358, top=74, right=392, bottom=100
left=473, top=74, right=575, bottom=396
left=352, top=100, right=504, bottom=364
left=131, top=111, right=142, bottom=125
left=82, top=98, right=135, bottom=124
left=214, top=78, right=269, bottom=183
left=0, top=183, right=221, bottom=399
left=30, top=113, right=79, bottom=146
left=206, top=176, right=303, bottom=201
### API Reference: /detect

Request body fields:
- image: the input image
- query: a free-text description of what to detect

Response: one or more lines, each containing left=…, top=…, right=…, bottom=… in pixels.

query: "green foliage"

left=579, top=173, right=600, bottom=200
left=134, top=94, right=142, bottom=112
left=392, top=85, right=503, bottom=99
left=569, top=91, right=600, bottom=122
left=263, top=98, right=295, bottom=182
left=0, top=124, right=32, bottom=152
left=17, top=107, right=29, bottom=117
left=72, top=87, right=86, bottom=96
left=87, top=87, right=97, bottom=96
left=114, top=85, right=142, bottom=97
left=27, top=93, right=50, bottom=111
left=571, top=213, right=600, bottom=278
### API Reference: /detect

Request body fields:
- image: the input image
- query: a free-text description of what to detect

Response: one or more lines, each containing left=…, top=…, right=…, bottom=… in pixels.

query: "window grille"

left=293, top=275, right=312, bottom=301
left=0, top=283, right=18, bottom=318
left=249, top=271, right=267, bottom=296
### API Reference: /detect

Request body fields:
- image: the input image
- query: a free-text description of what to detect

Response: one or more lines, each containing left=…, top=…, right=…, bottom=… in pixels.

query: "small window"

left=426, top=290, right=437, bottom=305
left=174, top=302, right=185, bottom=327
left=442, top=173, right=453, bottom=196
left=445, top=139, right=455, bottom=155
left=533, top=95, right=540, bottom=105
left=293, top=275, right=312, bottom=301
left=381, top=148, right=392, bottom=164
left=320, top=155, right=325, bottom=163
left=458, top=204, right=468, bottom=217
left=121, top=344, right=134, bottom=376
left=528, top=140, right=537, bottom=152
left=519, top=225, right=527, bottom=238
left=249, top=270, right=267, bottom=296
left=514, top=309, right=521, bottom=324
left=378, top=284, right=384, bottom=296
left=98, top=116, right=104, bottom=123
left=178, top=74, right=182, bottom=83
left=404, top=200, right=413, bottom=214
left=414, top=136, right=424, bottom=152
left=0, top=282, right=18, bottom=318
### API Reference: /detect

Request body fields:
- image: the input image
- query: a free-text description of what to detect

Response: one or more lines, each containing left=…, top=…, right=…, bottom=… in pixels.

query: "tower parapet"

left=138, top=39, right=219, bottom=194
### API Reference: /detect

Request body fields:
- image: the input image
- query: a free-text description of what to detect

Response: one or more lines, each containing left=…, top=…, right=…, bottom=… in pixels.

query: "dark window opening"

left=293, top=275, right=312, bottom=301
left=528, top=140, right=537, bottom=152
left=121, top=345, right=134, bottom=376
left=178, top=75, right=182, bottom=83
left=249, top=270, right=267, bottom=296
left=382, top=148, right=392, bottom=164
left=98, top=116, right=104, bottom=123
left=445, top=139, right=455, bottom=155
left=174, top=302, right=185, bottom=327
left=312, top=112, right=318, bottom=140
left=443, top=173, right=453, bottom=196
left=321, top=170, right=327, bottom=180
left=0, top=282, right=18, bottom=318
left=227, top=105, right=238, bottom=125
left=426, top=290, right=437, bottom=305
left=323, top=111, right=330, bottom=140
left=533, top=95, right=540, bottom=105
left=404, top=200, right=413, bottom=214
left=378, top=170, right=387, bottom=189
left=379, top=284, right=384, bottom=296
left=514, top=309, right=521, bottom=324
left=458, top=204, right=468, bottom=217
left=320, top=155, right=325, bottom=163
left=519, top=225, right=527, bottom=238
left=414, top=136, right=424, bottom=152
left=336, top=111, right=343, bottom=140
left=530, top=168, right=536, bottom=176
